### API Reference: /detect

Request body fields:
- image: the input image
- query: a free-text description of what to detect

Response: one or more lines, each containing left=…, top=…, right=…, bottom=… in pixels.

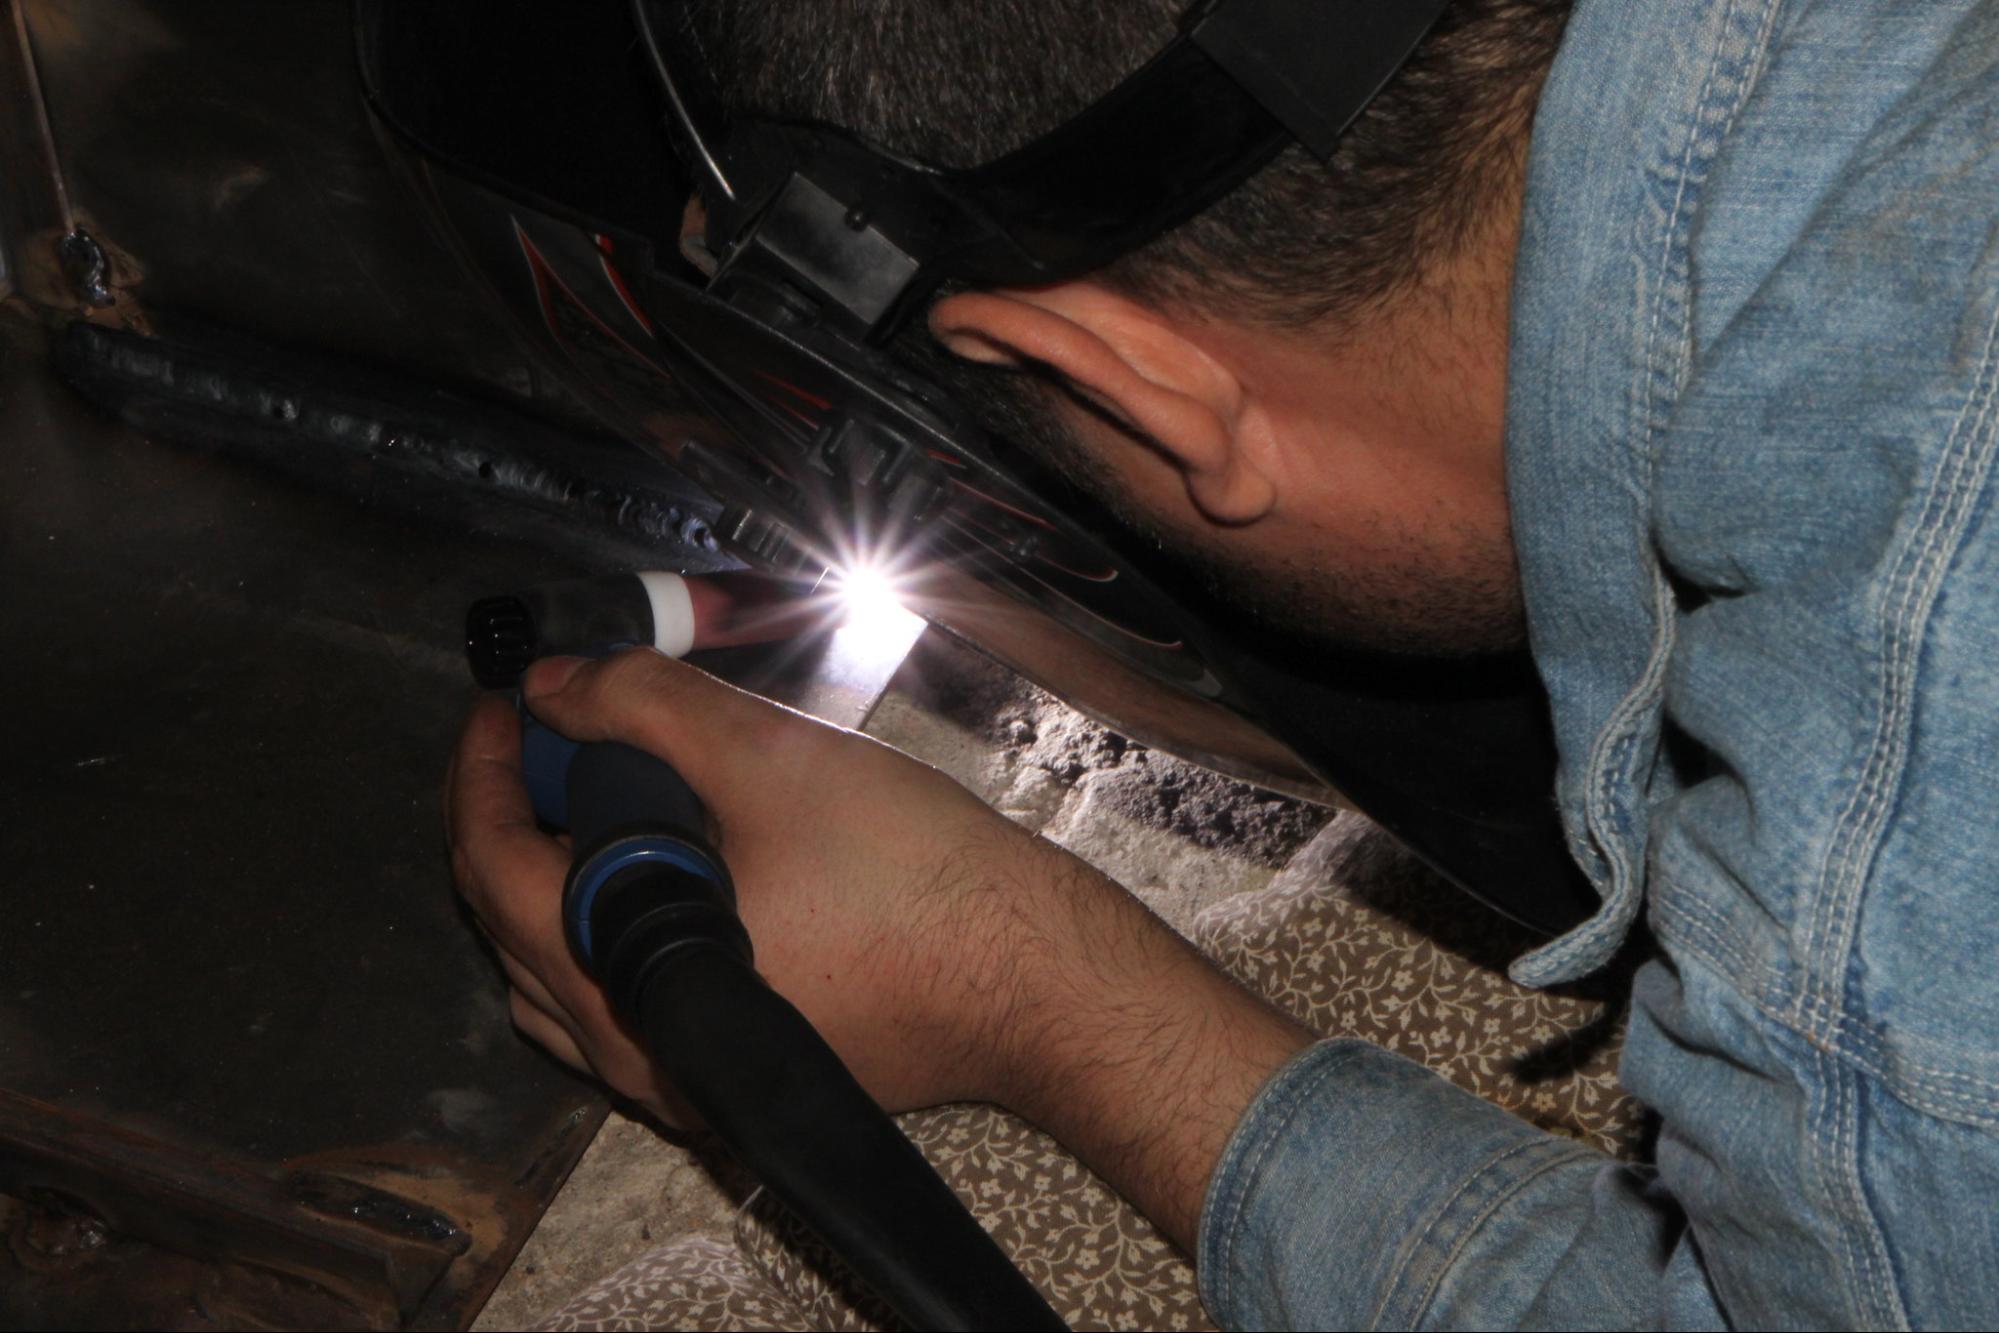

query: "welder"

left=446, top=0, right=1999, bottom=1327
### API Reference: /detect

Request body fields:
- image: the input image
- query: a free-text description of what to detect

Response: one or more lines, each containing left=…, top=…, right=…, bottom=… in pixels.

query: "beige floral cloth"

left=540, top=1237, right=810, bottom=1332
left=538, top=814, right=1651, bottom=1331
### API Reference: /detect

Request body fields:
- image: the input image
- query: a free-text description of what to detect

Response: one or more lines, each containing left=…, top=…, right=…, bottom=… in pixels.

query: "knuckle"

left=605, top=644, right=671, bottom=694
left=448, top=844, right=478, bottom=894
left=740, top=706, right=798, bottom=756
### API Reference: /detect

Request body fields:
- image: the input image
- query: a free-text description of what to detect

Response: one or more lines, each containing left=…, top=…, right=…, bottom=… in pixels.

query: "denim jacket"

left=1198, top=1, right=1999, bottom=1327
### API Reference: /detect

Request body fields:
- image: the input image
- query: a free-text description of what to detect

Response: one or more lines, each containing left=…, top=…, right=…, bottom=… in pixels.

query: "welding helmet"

left=357, top=0, right=1598, bottom=935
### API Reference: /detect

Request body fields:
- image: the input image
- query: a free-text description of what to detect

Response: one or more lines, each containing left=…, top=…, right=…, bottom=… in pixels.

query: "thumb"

left=520, top=647, right=774, bottom=795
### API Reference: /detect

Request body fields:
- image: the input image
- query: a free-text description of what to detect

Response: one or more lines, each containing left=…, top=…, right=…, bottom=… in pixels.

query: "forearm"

left=457, top=649, right=1724, bottom=1327
left=459, top=648, right=1312, bottom=1255
left=989, top=850, right=1314, bottom=1253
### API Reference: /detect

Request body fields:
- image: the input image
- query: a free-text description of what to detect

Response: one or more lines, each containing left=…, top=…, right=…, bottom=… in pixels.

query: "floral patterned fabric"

left=536, top=814, right=1652, bottom=1331
left=732, top=1103, right=1210, bottom=1332
left=1191, top=812, right=1648, bottom=1161
left=538, top=1236, right=811, bottom=1332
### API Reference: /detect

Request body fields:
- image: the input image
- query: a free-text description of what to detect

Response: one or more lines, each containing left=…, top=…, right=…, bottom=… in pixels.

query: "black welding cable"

left=629, top=937, right=1068, bottom=1332
left=543, top=736, right=1064, bottom=1331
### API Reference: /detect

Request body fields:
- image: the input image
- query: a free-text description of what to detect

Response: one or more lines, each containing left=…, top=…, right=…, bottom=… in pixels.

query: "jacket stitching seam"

left=1652, top=888, right=1759, bottom=982
left=1208, top=1044, right=1356, bottom=1317
left=1577, top=0, right=1777, bottom=972
left=1803, top=1042, right=1851, bottom=1321
left=1831, top=1047, right=1881, bottom=1321
left=1801, top=297, right=1999, bottom=1037
left=1660, top=884, right=1796, bottom=1016
left=1402, top=1141, right=1600, bottom=1330
left=1814, top=353, right=1999, bottom=1016
left=1652, top=897, right=1999, bottom=1125
left=1834, top=1043, right=1906, bottom=1327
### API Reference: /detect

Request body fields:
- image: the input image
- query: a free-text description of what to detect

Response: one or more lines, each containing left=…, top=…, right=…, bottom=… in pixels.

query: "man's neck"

left=1177, top=186, right=1530, bottom=654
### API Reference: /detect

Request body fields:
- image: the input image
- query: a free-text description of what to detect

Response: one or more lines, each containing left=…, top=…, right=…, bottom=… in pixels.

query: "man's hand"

left=446, top=647, right=1058, bottom=1117
left=445, top=647, right=1311, bottom=1249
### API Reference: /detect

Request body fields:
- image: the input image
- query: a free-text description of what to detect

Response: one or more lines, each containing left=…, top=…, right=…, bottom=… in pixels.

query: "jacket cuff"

left=1197, top=1038, right=1605, bottom=1330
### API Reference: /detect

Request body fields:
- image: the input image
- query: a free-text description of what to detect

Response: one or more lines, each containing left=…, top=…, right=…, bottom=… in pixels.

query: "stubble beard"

left=921, top=347, right=1528, bottom=661
left=1128, top=504, right=1528, bottom=660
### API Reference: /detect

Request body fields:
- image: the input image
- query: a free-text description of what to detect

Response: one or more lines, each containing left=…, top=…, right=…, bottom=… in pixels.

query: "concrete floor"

left=474, top=631, right=1331, bottom=1329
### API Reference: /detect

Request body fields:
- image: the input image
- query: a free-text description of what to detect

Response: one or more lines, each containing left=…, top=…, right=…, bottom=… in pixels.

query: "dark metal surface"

left=0, top=307, right=920, bottom=1328
left=0, top=309, right=606, bottom=1327
left=50, top=319, right=735, bottom=573
left=13, top=0, right=575, bottom=412
left=0, top=0, right=74, bottom=308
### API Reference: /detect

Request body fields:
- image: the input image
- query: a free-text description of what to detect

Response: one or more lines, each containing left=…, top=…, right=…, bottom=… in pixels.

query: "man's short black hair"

left=685, top=0, right=1573, bottom=326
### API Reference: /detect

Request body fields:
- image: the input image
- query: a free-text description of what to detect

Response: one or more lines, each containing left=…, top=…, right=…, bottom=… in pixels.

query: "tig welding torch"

left=465, top=570, right=819, bottom=687
left=469, top=575, right=1066, bottom=1333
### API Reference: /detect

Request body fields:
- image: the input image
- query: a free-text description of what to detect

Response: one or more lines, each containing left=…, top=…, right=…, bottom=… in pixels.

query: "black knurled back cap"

left=466, top=594, right=536, bottom=688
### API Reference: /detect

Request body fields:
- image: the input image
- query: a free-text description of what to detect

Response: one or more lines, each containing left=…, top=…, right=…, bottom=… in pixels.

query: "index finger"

left=447, top=693, right=538, bottom=855
left=446, top=696, right=575, bottom=971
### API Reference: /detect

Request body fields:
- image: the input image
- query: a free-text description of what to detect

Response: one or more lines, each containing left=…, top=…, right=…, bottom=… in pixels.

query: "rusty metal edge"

left=0, top=1088, right=469, bottom=1329
left=406, top=1102, right=610, bottom=1331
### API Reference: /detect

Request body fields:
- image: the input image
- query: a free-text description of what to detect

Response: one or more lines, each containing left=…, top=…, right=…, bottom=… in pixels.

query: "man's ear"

left=929, top=285, right=1277, bottom=525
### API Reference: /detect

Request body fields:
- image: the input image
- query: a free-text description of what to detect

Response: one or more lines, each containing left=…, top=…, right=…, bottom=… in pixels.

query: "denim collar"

left=1504, top=0, right=1787, bottom=985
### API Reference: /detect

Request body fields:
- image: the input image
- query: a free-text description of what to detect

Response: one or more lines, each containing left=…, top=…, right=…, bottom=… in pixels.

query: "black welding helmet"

left=356, top=0, right=1599, bottom=936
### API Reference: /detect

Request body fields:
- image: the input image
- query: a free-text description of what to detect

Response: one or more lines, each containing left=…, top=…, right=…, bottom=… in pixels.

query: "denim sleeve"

left=1198, top=1039, right=1724, bottom=1332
